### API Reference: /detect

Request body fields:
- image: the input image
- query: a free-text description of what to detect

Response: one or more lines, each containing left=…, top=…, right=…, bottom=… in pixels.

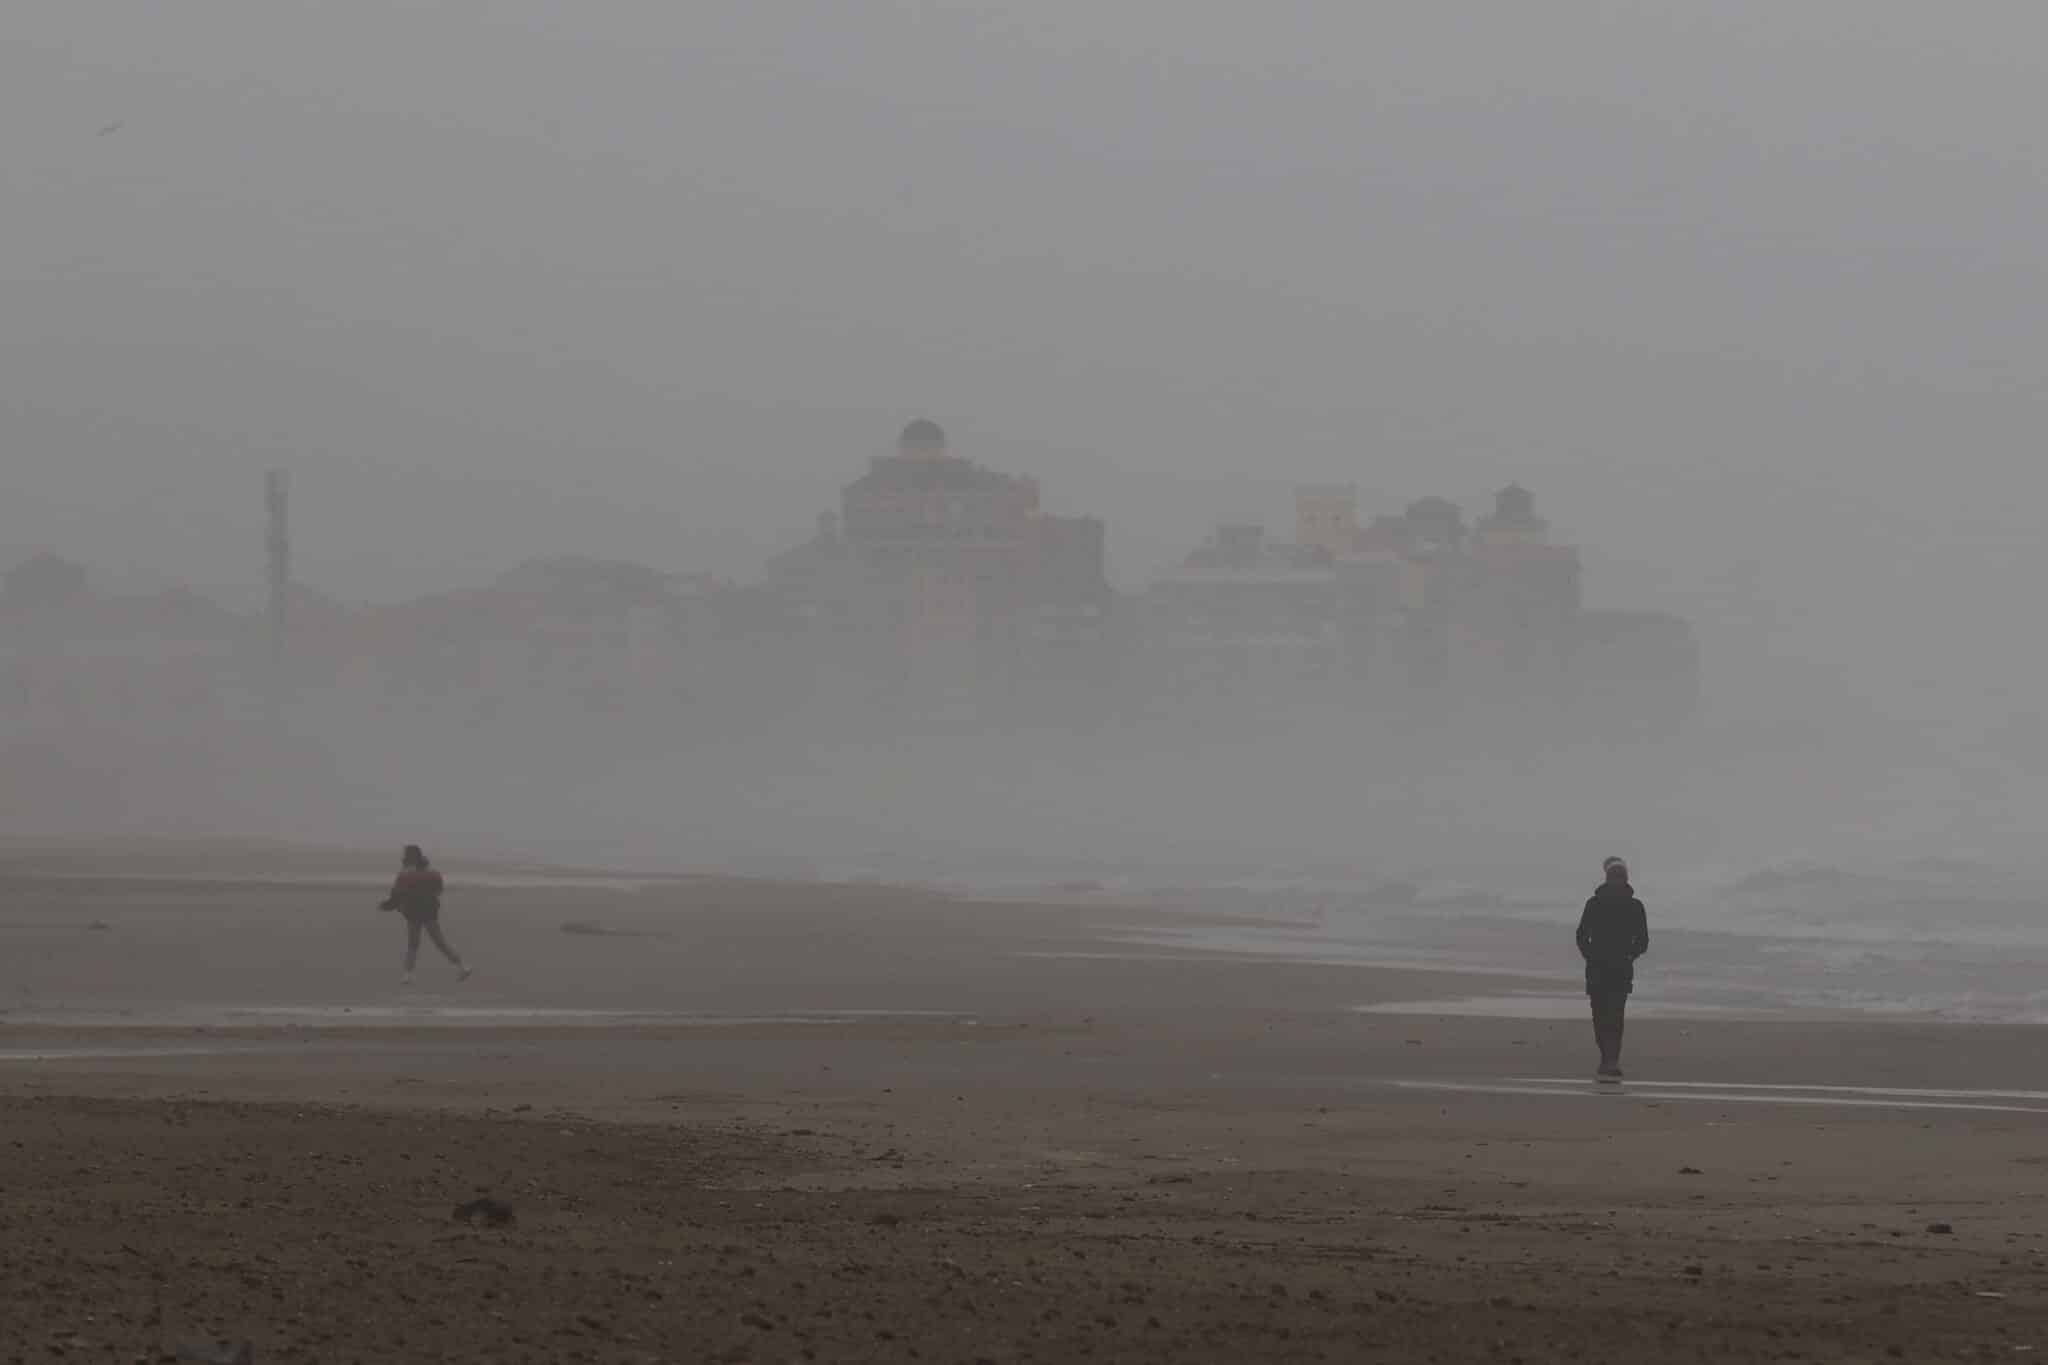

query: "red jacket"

left=380, top=867, right=444, bottom=918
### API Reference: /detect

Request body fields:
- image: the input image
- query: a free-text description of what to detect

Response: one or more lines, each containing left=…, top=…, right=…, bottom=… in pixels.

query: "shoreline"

left=8, top=836, right=2045, bottom=1026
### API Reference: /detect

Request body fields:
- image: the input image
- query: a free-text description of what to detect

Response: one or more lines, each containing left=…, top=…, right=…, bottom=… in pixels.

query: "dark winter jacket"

left=380, top=866, right=444, bottom=921
left=1576, top=882, right=1648, bottom=967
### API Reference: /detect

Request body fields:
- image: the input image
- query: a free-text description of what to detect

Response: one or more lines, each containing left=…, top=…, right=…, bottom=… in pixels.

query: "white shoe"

left=401, top=971, right=414, bottom=986
left=457, top=965, right=473, bottom=982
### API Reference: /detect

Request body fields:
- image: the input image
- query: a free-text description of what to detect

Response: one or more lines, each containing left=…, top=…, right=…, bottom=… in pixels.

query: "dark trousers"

left=1589, top=991, right=1627, bottom=1070
left=405, top=914, right=461, bottom=970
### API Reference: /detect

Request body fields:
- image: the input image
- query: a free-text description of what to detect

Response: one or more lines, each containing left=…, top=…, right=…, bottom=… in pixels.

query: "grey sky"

left=5, top=2, right=2046, bottom=717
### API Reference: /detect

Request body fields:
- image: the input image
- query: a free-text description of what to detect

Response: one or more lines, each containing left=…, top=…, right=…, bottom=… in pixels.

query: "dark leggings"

left=405, top=916, right=462, bottom=970
left=1590, top=991, right=1627, bottom=1065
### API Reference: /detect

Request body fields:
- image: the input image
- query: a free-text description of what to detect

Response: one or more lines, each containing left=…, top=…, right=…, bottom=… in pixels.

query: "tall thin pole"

left=265, top=469, right=289, bottom=698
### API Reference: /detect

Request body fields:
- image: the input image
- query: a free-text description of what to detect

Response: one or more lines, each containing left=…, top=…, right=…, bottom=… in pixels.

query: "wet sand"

left=3, top=855, right=2046, bottom=1361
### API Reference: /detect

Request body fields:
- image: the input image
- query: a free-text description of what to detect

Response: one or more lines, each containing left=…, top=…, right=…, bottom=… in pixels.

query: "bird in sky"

left=97, top=120, right=125, bottom=137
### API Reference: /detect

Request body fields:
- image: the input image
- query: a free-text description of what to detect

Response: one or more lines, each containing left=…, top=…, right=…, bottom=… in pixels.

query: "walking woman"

left=379, top=844, right=471, bottom=986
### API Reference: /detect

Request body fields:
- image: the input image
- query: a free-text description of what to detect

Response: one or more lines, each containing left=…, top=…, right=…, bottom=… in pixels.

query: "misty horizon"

left=7, top=2, right=2048, bottom=883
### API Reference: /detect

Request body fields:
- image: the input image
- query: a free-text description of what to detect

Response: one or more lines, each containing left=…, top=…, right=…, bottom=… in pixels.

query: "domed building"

left=844, top=418, right=1041, bottom=538
left=896, top=418, right=949, bottom=458
left=1149, top=480, right=1597, bottom=704
left=1476, top=484, right=1547, bottom=543
left=770, top=420, right=1110, bottom=690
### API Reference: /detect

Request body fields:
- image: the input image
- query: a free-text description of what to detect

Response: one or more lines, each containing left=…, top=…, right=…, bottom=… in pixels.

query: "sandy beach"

left=3, top=849, right=2046, bottom=1362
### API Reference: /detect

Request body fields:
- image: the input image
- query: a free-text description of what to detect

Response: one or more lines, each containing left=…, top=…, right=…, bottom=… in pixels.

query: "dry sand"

left=2, top=852, right=2045, bottom=1362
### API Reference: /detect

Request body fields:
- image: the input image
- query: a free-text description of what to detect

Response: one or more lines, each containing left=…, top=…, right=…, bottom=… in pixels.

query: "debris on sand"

left=453, top=1197, right=517, bottom=1227
left=1678, top=1166, right=1704, bottom=1175
left=559, top=920, right=668, bottom=939
left=176, top=1343, right=254, bottom=1365
left=1927, top=1221, right=1955, bottom=1235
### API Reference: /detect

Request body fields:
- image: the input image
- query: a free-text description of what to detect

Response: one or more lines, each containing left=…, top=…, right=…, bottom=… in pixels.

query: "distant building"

left=768, top=420, right=1113, bottom=693
left=0, top=561, right=266, bottom=832
left=1294, top=486, right=1360, bottom=558
left=1141, top=484, right=1694, bottom=729
left=1141, top=524, right=1352, bottom=696
left=319, top=556, right=718, bottom=717
left=0, top=565, right=250, bottom=735
left=1, top=552, right=90, bottom=610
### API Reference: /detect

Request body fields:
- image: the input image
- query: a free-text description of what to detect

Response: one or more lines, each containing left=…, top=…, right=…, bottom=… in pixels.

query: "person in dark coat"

left=379, top=844, right=471, bottom=985
left=1576, top=855, right=1648, bottom=1080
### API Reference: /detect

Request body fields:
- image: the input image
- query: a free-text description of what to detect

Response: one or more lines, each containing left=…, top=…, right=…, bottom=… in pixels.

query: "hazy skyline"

left=7, top=2, right=2048, bottom=727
